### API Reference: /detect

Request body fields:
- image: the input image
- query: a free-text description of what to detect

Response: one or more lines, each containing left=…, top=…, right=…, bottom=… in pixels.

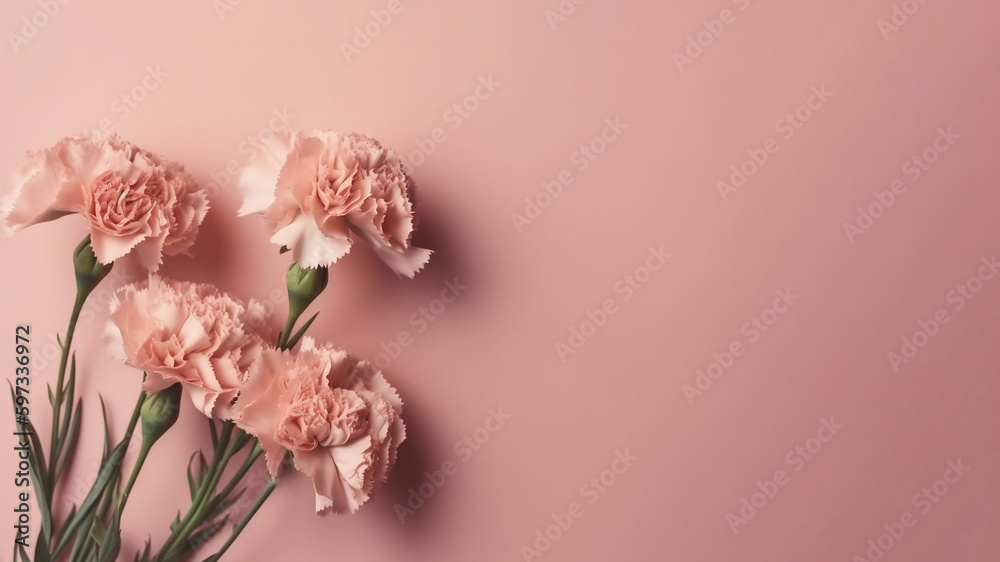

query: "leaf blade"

left=285, top=312, right=319, bottom=349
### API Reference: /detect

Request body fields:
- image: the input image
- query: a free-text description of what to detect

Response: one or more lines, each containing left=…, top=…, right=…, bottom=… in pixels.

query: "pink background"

left=2, top=0, right=1000, bottom=560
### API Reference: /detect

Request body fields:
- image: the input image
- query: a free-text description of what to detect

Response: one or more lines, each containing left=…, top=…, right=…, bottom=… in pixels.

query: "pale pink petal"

left=103, top=319, right=128, bottom=363
left=130, top=232, right=167, bottom=272
left=329, top=436, right=375, bottom=513
left=176, top=313, right=213, bottom=353
left=373, top=244, right=432, bottom=278
left=237, top=130, right=430, bottom=275
left=141, top=371, right=176, bottom=394
left=185, top=383, right=218, bottom=418
left=230, top=337, right=406, bottom=514
left=238, top=132, right=293, bottom=216
left=292, top=449, right=347, bottom=513
left=4, top=134, right=208, bottom=270
left=1, top=149, right=73, bottom=233
left=295, top=436, right=374, bottom=514
left=271, top=213, right=353, bottom=269
left=353, top=224, right=432, bottom=278
left=106, top=275, right=270, bottom=422
left=162, top=187, right=209, bottom=257
left=208, top=354, right=245, bottom=419
left=261, top=433, right=289, bottom=478
left=89, top=228, right=149, bottom=265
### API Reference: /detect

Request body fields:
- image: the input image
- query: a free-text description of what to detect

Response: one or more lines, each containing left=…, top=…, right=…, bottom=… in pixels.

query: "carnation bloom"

left=105, top=275, right=271, bottom=418
left=233, top=337, right=405, bottom=514
left=0, top=134, right=208, bottom=270
left=237, top=131, right=431, bottom=276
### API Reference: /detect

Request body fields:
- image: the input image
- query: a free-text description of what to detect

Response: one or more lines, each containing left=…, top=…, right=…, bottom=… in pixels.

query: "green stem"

left=48, top=288, right=86, bottom=490
left=94, top=388, right=146, bottom=526
left=117, top=439, right=154, bottom=515
left=197, top=303, right=307, bottom=559
left=157, top=424, right=239, bottom=561
left=52, top=391, right=144, bottom=561
left=215, top=441, right=263, bottom=503
left=202, top=477, right=278, bottom=562
left=120, top=392, right=146, bottom=455
left=156, top=287, right=319, bottom=560
left=101, top=392, right=145, bottom=518
left=277, top=309, right=301, bottom=349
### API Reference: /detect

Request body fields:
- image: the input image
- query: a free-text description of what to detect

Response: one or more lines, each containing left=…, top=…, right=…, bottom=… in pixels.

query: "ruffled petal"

left=238, top=132, right=293, bottom=216
left=271, top=213, right=353, bottom=268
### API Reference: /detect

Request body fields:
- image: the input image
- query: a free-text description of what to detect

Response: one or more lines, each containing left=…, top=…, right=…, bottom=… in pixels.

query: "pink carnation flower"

left=233, top=337, right=405, bottom=514
left=105, top=275, right=272, bottom=418
left=237, top=131, right=431, bottom=276
left=0, top=134, right=208, bottom=270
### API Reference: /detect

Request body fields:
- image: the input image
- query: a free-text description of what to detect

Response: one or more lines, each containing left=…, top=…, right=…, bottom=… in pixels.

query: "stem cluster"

left=11, top=238, right=324, bottom=562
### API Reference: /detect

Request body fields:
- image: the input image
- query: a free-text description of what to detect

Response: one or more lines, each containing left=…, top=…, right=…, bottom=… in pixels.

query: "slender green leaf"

left=184, top=515, right=230, bottom=557
left=63, top=395, right=121, bottom=559
left=28, top=425, right=53, bottom=536
left=205, top=488, right=246, bottom=521
left=286, top=312, right=319, bottom=349
left=68, top=509, right=98, bottom=562
left=137, top=538, right=152, bottom=562
left=209, top=418, right=219, bottom=451
left=52, top=437, right=130, bottom=556
left=57, top=399, right=83, bottom=480
left=47, top=382, right=54, bottom=405
left=229, top=428, right=251, bottom=454
left=187, top=451, right=201, bottom=499
left=9, top=384, right=53, bottom=542
left=8, top=383, right=49, bottom=483
left=135, top=538, right=152, bottom=562
left=100, top=474, right=120, bottom=524
left=64, top=503, right=78, bottom=524
left=95, top=504, right=122, bottom=562
left=99, top=396, right=112, bottom=461
left=90, top=516, right=107, bottom=546
left=28, top=440, right=54, bottom=562
left=32, top=540, right=52, bottom=562
left=59, top=355, right=77, bottom=437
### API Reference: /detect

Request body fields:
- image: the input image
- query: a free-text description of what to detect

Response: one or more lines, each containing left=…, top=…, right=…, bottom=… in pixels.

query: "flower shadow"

left=372, top=389, right=448, bottom=536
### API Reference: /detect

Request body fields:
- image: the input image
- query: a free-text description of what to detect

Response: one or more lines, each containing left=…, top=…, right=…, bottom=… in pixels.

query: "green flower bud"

left=140, top=383, right=182, bottom=444
left=73, top=236, right=113, bottom=296
left=286, top=263, right=328, bottom=317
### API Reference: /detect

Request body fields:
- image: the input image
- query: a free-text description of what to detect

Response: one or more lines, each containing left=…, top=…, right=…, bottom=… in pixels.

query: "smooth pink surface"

left=2, top=1, right=999, bottom=561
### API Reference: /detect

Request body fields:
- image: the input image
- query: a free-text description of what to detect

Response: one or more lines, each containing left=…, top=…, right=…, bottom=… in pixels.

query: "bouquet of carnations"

left=2, top=130, right=431, bottom=561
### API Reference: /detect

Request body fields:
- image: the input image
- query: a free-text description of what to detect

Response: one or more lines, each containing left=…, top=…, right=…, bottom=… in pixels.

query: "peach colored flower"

left=0, top=134, right=208, bottom=271
left=233, top=337, right=405, bottom=513
left=105, top=275, right=271, bottom=418
left=237, top=131, right=431, bottom=276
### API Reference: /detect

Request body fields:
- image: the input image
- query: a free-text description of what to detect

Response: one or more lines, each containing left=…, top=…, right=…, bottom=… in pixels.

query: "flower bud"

left=286, top=263, right=328, bottom=317
left=73, top=236, right=113, bottom=296
left=140, top=383, right=182, bottom=444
